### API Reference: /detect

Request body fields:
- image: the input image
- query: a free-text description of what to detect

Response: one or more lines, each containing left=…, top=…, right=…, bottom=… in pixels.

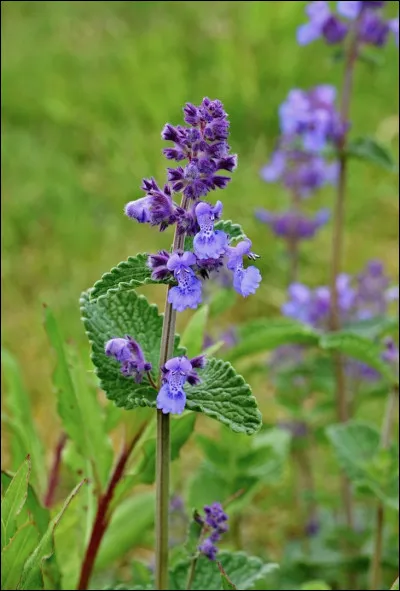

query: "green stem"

left=155, top=195, right=189, bottom=591
left=369, top=386, right=398, bottom=590
left=185, top=554, right=199, bottom=591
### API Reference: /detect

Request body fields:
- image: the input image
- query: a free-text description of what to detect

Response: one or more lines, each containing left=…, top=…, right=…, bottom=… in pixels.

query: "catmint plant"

left=81, top=97, right=262, bottom=590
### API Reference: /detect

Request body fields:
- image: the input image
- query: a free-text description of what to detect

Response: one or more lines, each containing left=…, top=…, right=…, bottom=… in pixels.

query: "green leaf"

left=1, top=351, right=46, bottom=496
left=95, top=491, right=155, bottom=569
left=391, top=576, right=399, bottom=590
left=1, top=472, right=49, bottom=537
left=180, top=306, right=209, bottom=358
left=90, top=253, right=171, bottom=300
left=81, top=288, right=182, bottom=410
left=347, top=137, right=398, bottom=172
left=185, top=511, right=203, bottom=556
left=130, top=413, right=196, bottom=485
left=169, top=551, right=278, bottom=590
left=1, top=522, right=40, bottom=590
left=82, top=289, right=261, bottom=434
left=301, top=581, right=331, bottom=590
left=186, top=358, right=262, bottom=435
left=2, top=457, right=31, bottom=548
left=228, top=319, right=319, bottom=362
left=17, top=480, right=86, bottom=590
left=326, top=421, right=399, bottom=509
left=344, top=316, right=399, bottom=339
left=184, top=220, right=246, bottom=252
left=319, top=331, right=397, bottom=384
left=218, top=562, right=237, bottom=590
left=44, top=306, right=87, bottom=453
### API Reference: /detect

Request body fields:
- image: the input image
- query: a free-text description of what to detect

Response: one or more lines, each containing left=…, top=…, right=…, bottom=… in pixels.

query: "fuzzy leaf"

left=347, top=137, right=398, bottom=172
left=169, top=551, right=278, bottom=590
left=17, top=480, right=85, bottom=590
left=90, top=253, right=172, bottom=300
left=319, top=331, right=397, bottom=384
left=1, top=457, right=31, bottom=548
left=1, top=522, right=39, bottom=590
left=81, top=288, right=182, bottom=410
left=82, top=289, right=261, bottom=434
left=228, top=319, right=319, bottom=361
left=186, top=359, right=262, bottom=435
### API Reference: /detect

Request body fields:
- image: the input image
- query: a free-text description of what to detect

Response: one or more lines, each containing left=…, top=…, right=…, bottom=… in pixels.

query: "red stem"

left=44, top=433, right=68, bottom=508
left=76, top=426, right=146, bottom=590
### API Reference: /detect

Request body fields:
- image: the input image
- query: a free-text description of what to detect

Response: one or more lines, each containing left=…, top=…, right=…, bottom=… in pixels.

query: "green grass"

left=1, top=1, right=399, bottom=432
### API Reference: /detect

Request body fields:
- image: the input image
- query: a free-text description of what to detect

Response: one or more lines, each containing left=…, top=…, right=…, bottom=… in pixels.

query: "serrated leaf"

left=81, top=288, right=182, bottom=410
left=1, top=351, right=46, bottom=496
left=184, top=220, right=246, bottom=252
left=90, top=253, right=171, bottom=301
left=181, top=306, right=209, bottom=358
left=228, top=319, right=319, bottom=362
left=95, top=491, right=155, bottom=569
left=169, top=551, right=278, bottom=590
left=186, top=359, right=262, bottom=434
left=1, top=522, right=39, bottom=590
left=130, top=413, right=196, bottom=485
left=347, top=137, right=398, bottom=172
left=17, top=480, right=85, bottom=590
left=2, top=457, right=31, bottom=549
left=1, top=472, right=49, bottom=538
left=319, top=332, right=397, bottom=384
left=82, top=290, right=261, bottom=434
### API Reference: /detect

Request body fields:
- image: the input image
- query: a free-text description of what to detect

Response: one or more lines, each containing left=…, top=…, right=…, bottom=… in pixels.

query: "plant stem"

left=185, top=554, right=199, bottom=591
left=370, top=386, right=398, bottom=590
left=155, top=195, right=189, bottom=591
left=329, top=27, right=360, bottom=564
left=76, top=427, right=146, bottom=590
left=44, top=432, right=67, bottom=508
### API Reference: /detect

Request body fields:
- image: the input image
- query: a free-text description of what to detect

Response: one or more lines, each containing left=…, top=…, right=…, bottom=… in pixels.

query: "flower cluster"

left=156, top=355, right=205, bottom=415
left=126, top=99, right=261, bottom=311
left=281, top=260, right=399, bottom=381
left=256, top=208, right=330, bottom=245
left=297, top=1, right=398, bottom=48
left=105, top=336, right=152, bottom=382
left=197, top=502, right=229, bottom=561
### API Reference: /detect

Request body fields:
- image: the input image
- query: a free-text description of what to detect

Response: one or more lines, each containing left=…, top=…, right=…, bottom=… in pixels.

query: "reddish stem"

left=76, top=426, right=146, bottom=590
left=44, top=433, right=68, bottom=508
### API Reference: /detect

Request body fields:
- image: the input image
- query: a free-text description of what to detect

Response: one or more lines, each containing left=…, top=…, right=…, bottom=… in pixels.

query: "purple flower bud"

left=255, top=208, right=330, bottom=242
left=198, top=538, right=218, bottom=561
left=105, top=336, right=152, bottom=383
left=148, top=250, right=172, bottom=281
left=359, top=11, right=390, bottom=46
left=382, top=337, right=399, bottom=367
left=322, top=15, right=348, bottom=43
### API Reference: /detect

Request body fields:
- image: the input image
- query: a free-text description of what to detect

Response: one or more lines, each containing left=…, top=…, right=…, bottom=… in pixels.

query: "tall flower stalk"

left=123, top=98, right=261, bottom=589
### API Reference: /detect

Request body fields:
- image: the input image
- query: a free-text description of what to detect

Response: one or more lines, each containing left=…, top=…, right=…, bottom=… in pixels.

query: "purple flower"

left=125, top=178, right=184, bottom=231
left=359, top=10, right=390, bottom=46
left=382, top=337, right=399, bottom=368
left=148, top=250, right=172, bottom=281
left=163, top=98, right=237, bottom=200
left=193, top=201, right=228, bottom=259
left=198, top=538, right=218, bottom=561
left=105, top=336, right=152, bottom=383
left=389, top=17, right=399, bottom=46
left=198, top=502, right=229, bottom=561
left=167, top=251, right=203, bottom=311
left=226, top=239, right=262, bottom=297
left=297, top=2, right=348, bottom=46
left=156, top=355, right=204, bottom=415
left=279, top=86, right=343, bottom=152
left=353, top=260, right=396, bottom=320
left=282, top=275, right=355, bottom=329
left=260, top=149, right=338, bottom=198
left=255, top=208, right=330, bottom=243
left=278, top=420, right=308, bottom=438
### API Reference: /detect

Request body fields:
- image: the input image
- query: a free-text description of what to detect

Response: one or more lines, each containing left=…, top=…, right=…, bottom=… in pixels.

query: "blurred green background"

left=1, top=0, right=399, bottom=450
